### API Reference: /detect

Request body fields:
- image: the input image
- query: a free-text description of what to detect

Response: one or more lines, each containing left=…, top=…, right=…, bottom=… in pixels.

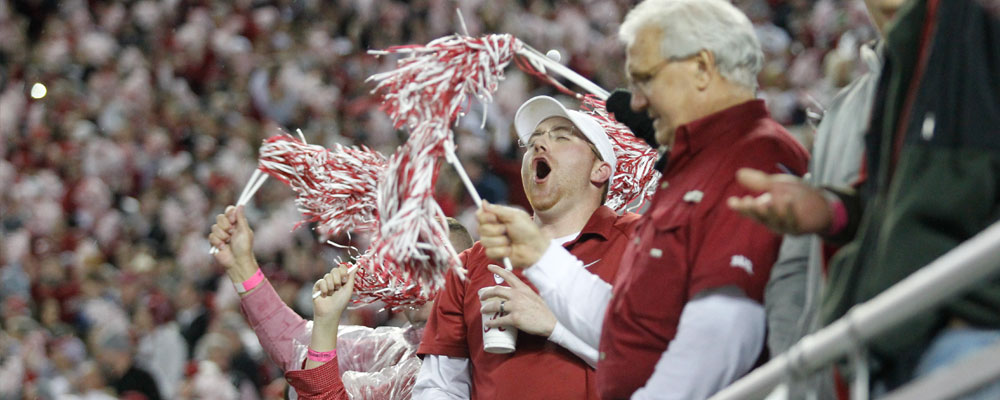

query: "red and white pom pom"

left=579, top=95, right=661, bottom=212
left=330, top=252, right=424, bottom=308
left=322, top=125, right=461, bottom=309
left=370, top=126, right=462, bottom=304
left=257, top=134, right=387, bottom=236
left=356, top=34, right=520, bottom=305
left=344, top=232, right=454, bottom=309
left=368, top=34, right=522, bottom=133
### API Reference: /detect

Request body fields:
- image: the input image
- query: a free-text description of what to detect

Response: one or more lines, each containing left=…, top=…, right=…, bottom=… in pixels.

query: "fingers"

left=727, top=195, right=755, bottom=216
left=477, top=223, right=507, bottom=237
left=480, top=298, right=501, bottom=315
left=486, top=264, right=528, bottom=290
left=225, top=205, right=237, bottom=224
left=211, top=224, right=230, bottom=241
left=735, top=168, right=774, bottom=192
left=728, top=191, right=773, bottom=216
left=478, top=214, right=511, bottom=261
left=324, top=270, right=339, bottom=294
left=343, top=267, right=357, bottom=291
left=754, top=192, right=777, bottom=218
left=479, top=234, right=510, bottom=250
left=727, top=192, right=799, bottom=234
left=215, top=212, right=232, bottom=232
left=483, top=314, right=515, bottom=329
left=479, top=296, right=512, bottom=315
left=208, top=232, right=228, bottom=249
left=478, top=285, right=513, bottom=302
left=481, top=202, right=529, bottom=224
left=235, top=205, right=250, bottom=232
left=479, top=230, right=512, bottom=260
left=476, top=206, right=501, bottom=226
left=314, top=266, right=354, bottom=298
left=314, top=267, right=356, bottom=300
left=314, top=278, right=330, bottom=296
left=483, top=245, right=511, bottom=262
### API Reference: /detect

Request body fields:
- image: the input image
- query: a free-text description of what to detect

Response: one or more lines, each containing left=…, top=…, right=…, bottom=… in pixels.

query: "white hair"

left=619, top=0, right=764, bottom=91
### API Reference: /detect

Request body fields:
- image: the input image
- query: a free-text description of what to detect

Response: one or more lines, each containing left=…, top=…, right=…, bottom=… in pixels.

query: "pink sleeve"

left=285, top=357, right=349, bottom=400
left=239, top=279, right=312, bottom=371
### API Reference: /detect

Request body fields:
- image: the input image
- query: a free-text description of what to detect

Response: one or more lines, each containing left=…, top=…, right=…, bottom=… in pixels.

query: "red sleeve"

left=285, top=357, right=349, bottom=400
left=417, top=247, right=473, bottom=358
left=688, top=135, right=809, bottom=302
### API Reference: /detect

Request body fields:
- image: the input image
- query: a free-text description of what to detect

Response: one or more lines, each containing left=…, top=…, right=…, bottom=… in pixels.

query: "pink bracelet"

left=825, top=195, right=848, bottom=236
left=307, top=348, right=337, bottom=363
left=235, top=269, right=265, bottom=294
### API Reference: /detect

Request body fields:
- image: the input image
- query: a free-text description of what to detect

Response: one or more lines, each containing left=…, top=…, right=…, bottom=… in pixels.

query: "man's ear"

left=591, top=161, right=613, bottom=186
left=693, top=49, right=715, bottom=91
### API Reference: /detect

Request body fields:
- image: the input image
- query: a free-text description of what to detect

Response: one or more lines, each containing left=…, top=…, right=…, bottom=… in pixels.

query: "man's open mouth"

left=533, top=158, right=551, bottom=182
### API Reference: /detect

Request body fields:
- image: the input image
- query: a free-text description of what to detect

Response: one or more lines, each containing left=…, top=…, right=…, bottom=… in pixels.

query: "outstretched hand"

left=476, top=202, right=550, bottom=268
left=478, top=265, right=557, bottom=337
left=208, top=205, right=259, bottom=283
left=726, top=168, right=833, bottom=235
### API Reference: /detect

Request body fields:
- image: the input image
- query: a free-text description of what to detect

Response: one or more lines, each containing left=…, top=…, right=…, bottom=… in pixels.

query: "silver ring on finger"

left=500, top=300, right=506, bottom=315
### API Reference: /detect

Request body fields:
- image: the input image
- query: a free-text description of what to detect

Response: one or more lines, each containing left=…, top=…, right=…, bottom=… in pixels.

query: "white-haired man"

left=477, top=0, right=809, bottom=398
left=414, top=96, right=640, bottom=398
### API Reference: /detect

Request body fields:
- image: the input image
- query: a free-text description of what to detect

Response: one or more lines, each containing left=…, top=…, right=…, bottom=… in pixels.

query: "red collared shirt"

left=419, top=206, right=639, bottom=399
left=597, top=100, right=809, bottom=399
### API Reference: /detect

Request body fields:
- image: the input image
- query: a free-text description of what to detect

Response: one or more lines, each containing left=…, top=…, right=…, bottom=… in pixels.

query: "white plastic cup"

left=482, top=298, right=518, bottom=354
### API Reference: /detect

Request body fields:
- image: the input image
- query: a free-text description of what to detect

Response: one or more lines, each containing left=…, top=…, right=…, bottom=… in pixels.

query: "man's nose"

left=630, top=90, right=648, bottom=112
left=532, top=137, right=549, bottom=153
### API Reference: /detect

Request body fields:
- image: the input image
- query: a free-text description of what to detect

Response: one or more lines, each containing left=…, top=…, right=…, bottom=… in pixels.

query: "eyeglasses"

left=627, top=59, right=672, bottom=94
left=518, top=125, right=602, bottom=159
left=518, top=125, right=580, bottom=148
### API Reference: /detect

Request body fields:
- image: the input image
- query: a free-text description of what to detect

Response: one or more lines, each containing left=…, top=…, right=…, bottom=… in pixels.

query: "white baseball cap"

left=514, top=96, right=617, bottom=175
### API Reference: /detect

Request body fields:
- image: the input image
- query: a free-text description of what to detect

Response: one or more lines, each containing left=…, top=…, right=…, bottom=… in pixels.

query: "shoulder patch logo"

left=683, top=190, right=704, bottom=203
left=730, top=255, right=754, bottom=274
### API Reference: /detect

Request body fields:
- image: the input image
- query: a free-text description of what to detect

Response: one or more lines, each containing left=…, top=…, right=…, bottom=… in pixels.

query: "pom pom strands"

left=257, top=134, right=387, bottom=237
left=360, top=34, right=522, bottom=306
left=254, top=132, right=442, bottom=307
left=367, top=124, right=459, bottom=308
left=579, top=95, right=661, bottom=212
left=345, top=249, right=438, bottom=308
left=368, top=34, right=521, bottom=132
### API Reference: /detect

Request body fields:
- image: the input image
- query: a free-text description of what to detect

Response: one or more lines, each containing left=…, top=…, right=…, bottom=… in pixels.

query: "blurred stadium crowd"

left=0, top=0, right=880, bottom=398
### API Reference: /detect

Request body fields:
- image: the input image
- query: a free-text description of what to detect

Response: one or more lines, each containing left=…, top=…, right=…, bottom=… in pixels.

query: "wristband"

left=824, top=191, right=848, bottom=237
left=307, top=348, right=337, bottom=363
left=235, top=269, right=265, bottom=294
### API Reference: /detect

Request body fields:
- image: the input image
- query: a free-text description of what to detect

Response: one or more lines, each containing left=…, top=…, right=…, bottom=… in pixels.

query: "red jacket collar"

left=668, top=99, right=770, bottom=166
left=564, top=205, right=619, bottom=247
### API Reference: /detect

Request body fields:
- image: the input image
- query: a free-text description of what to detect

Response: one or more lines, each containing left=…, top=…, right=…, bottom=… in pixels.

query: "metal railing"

left=710, top=220, right=1000, bottom=400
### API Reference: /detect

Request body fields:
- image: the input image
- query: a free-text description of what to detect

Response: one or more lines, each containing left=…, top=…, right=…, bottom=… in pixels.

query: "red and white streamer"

left=358, top=34, right=524, bottom=305
left=579, top=95, right=660, bottom=212
left=257, top=134, right=386, bottom=237
left=368, top=34, right=521, bottom=133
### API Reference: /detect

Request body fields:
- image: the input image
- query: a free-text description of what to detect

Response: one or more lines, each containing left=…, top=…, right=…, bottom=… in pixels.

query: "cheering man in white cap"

left=414, top=95, right=640, bottom=399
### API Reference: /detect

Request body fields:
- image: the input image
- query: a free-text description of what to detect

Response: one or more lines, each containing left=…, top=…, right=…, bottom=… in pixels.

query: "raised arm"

left=210, top=205, right=311, bottom=371
left=284, top=266, right=357, bottom=400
